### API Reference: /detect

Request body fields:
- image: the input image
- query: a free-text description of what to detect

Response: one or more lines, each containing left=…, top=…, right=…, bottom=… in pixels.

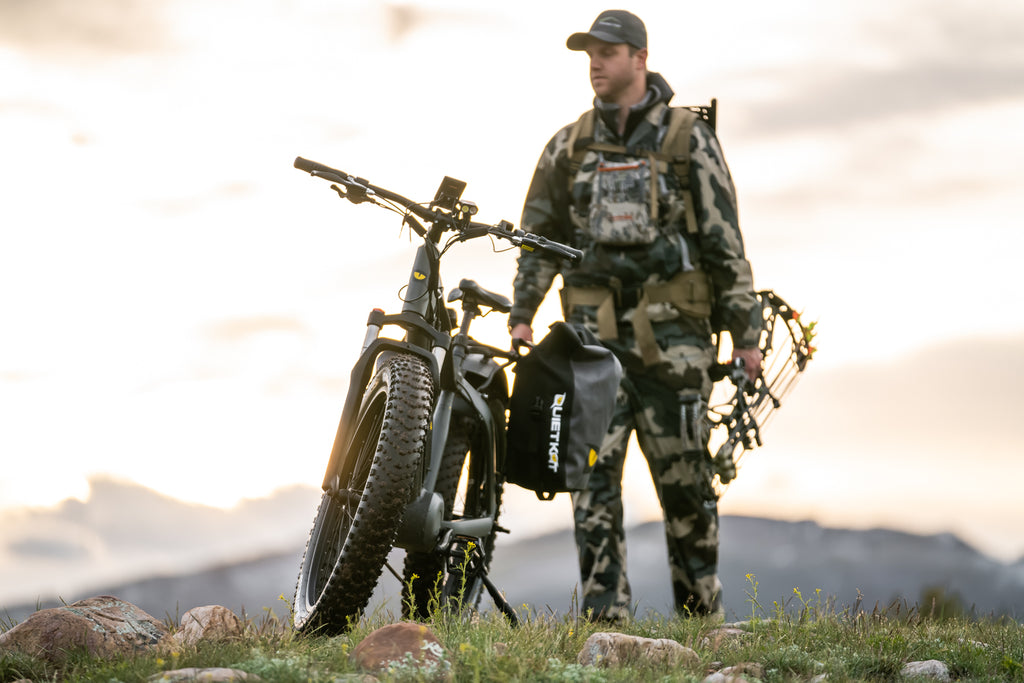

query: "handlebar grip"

left=559, top=244, right=584, bottom=263
left=294, top=156, right=346, bottom=178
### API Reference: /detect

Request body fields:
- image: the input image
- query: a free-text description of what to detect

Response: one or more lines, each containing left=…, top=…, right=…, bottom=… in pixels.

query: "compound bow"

left=708, top=290, right=815, bottom=496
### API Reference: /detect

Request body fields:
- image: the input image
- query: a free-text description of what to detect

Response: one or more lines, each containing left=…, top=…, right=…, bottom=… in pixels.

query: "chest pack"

left=566, top=99, right=717, bottom=244
left=505, top=322, right=623, bottom=500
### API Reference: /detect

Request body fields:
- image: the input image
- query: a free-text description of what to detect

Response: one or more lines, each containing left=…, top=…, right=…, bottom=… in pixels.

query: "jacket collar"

left=593, top=71, right=675, bottom=141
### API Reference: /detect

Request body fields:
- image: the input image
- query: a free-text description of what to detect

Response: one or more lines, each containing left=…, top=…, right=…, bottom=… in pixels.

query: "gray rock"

left=901, top=659, right=951, bottom=680
left=0, top=595, right=167, bottom=665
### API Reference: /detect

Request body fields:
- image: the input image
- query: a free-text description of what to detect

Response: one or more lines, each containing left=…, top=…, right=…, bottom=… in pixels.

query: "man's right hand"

left=510, top=323, right=534, bottom=345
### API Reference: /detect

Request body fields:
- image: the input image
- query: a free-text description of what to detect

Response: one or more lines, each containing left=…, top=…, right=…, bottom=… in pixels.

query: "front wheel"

left=294, top=353, right=434, bottom=634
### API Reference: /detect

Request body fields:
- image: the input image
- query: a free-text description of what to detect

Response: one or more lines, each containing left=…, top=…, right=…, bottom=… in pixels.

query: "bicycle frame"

left=316, top=245, right=507, bottom=554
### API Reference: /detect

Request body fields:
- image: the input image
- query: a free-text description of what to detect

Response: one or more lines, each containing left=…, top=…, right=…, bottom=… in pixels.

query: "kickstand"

left=445, top=535, right=520, bottom=626
left=479, top=571, right=519, bottom=626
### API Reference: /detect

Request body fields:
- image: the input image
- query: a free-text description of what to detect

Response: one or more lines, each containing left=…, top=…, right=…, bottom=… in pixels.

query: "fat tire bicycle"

left=289, top=157, right=581, bottom=634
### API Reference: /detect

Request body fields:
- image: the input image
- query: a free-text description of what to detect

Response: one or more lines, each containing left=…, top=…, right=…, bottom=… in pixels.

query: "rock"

left=722, top=662, right=765, bottom=679
left=148, top=668, right=261, bottom=682
left=703, top=662, right=765, bottom=682
left=0, top=595, right=168, bottom=665
left=576, top=631, right=699, bottom=668
left=170, top=606, right=245, bottom=647
left=702, top=627, right=748, bottom=651
left=351, top=622, right=449, bottom=680
left=901, top=659, right=951, bottom=681
left=703, top=674, right=734, bottom=683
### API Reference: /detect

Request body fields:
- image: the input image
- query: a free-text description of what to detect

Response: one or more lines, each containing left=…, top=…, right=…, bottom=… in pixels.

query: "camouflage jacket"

left=511, top=72, right=762, bottom=351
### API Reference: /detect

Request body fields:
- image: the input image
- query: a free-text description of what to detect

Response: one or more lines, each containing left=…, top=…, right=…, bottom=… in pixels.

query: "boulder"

left=0, top=595, right=167, bottom=665
left=576, top=631, right=699, bottom=668
left=351, top=622, right=449, bottom=680
left=170, top=606, right=245, bottom=647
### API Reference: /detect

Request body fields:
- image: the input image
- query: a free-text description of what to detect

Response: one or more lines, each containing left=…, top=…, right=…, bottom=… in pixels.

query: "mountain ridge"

left=5, top=515, right=1023, bottom=626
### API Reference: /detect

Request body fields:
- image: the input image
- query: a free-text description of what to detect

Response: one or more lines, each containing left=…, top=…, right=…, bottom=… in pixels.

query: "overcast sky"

left=2, top=0, right=1023, bottom=602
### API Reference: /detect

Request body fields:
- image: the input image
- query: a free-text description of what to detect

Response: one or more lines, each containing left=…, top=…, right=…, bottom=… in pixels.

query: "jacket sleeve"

left=510, top=125, right=575, bottom=329
left=689, top=121, right=763, bottom=348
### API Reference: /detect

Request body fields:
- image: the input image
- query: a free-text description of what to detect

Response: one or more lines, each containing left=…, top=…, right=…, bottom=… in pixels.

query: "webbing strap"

left=562, top=270, right=712, bottom=367
left=661, top=107, right=700, bottom=235
left=560, top=287, right=618, bottom=341
left=566, top=109, right=596, bottom=177
left=629, top=291, right=660, bottom=366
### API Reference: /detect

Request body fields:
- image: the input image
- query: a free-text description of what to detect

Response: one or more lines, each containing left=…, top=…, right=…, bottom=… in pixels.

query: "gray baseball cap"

left=566, top=10, right=647, bottom=51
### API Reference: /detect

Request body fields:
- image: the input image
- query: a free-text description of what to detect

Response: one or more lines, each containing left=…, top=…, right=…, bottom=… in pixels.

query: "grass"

left=2, top=578, right=1023, bottom=682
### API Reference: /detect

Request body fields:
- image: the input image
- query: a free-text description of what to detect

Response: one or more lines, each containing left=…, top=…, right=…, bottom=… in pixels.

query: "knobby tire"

left=293, top=353, right=433, bottom=634
left=401, top=410, right=504, bottom=619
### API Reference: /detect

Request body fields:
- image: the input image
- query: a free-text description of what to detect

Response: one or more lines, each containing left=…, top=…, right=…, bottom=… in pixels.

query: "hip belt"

left=560, top=270, right=713, bottom=366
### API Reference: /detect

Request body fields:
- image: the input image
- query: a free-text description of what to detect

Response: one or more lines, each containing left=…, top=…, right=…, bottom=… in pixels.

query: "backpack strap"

left=565, top=109, right=596, bottom=181
left=660, top=106, right=700, bottom=234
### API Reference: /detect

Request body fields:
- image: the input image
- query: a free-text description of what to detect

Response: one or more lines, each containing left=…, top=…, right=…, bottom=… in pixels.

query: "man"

left=509, top=9, right=763, bottom=620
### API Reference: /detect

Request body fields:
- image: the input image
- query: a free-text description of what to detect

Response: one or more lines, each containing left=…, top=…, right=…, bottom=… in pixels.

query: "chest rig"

left=560, top=100, right=718, bottom=366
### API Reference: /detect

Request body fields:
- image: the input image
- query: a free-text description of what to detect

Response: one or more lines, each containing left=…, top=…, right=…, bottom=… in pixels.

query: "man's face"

left=585, top=39, right=645, bottom=103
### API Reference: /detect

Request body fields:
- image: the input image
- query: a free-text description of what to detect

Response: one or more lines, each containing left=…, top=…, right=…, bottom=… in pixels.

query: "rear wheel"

left=294, top=353, right=433, bottom=633
left=401, top=410, right=504, bottom=619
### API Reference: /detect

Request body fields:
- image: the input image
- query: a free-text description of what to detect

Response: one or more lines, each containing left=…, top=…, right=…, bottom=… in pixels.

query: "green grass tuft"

left=2, top=580, right=1023, bottom=682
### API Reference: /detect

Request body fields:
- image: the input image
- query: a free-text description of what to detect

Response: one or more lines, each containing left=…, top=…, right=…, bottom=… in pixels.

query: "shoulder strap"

left=661, top=107, right=699, bottom=185
left=566, top=109, right=596, bottom=179
left=660, top=106, right=700, bottom=234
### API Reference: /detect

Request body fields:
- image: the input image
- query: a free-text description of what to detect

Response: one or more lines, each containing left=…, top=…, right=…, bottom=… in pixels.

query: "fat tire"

left=294, top=353, right=433, bottom=634
left=401, top=409, right=504, bottom=619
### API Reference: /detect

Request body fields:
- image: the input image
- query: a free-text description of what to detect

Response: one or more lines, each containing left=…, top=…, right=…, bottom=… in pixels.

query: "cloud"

left=203, top=316, right=309, bottom=344
left=722, top=0, right=1024, bottom=136
left=0, top=0, right=172, bottom=57
left=781, top=332, right=1022, bottom=456
left=738, top=64, right=1024, bottom=137
left=0, top=476, right=320, bottom=605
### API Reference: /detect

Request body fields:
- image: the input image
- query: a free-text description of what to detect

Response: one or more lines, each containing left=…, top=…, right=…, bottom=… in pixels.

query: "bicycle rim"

left=294, top=353, right=432, bottom=633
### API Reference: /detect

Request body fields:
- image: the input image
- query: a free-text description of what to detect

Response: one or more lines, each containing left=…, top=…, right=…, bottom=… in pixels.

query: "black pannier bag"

left=505, top=322, right=623, bottom=500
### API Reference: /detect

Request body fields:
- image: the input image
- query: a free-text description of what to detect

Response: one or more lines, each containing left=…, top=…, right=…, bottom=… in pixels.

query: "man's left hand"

left=732, top=347, right=763, bottom=384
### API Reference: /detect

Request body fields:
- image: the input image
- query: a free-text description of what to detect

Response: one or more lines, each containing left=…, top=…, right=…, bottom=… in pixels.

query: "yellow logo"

left=588, top=448, right=598, bottom=467
left=413, top=272, right=426, bottom=280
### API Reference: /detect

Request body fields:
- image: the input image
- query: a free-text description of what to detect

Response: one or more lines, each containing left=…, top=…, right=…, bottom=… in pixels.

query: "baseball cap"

left=566, top=10, right=647, bottom=51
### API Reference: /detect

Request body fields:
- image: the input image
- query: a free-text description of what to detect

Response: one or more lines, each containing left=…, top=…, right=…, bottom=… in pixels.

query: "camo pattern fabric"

left=511, top=72, right=758, bottom=620
left=569, top=326, right=723, bottom=619
left=510, top=73, right=761, bottom=350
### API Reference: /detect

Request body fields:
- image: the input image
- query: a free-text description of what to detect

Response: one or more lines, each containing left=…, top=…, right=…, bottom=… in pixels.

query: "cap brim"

left=566, top=30, right=625, bottom=51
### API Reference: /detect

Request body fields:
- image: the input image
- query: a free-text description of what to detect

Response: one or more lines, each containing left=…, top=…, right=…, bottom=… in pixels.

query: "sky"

left=2, top=0, right=1024, bottom=602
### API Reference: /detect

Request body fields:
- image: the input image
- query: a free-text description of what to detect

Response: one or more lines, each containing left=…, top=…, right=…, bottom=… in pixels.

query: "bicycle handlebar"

left=294, top=156, right=582, bottom=264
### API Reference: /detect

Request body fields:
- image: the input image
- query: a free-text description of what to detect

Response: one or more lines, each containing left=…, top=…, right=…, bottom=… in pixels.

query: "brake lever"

left=324, top=172, right=375, bottom=204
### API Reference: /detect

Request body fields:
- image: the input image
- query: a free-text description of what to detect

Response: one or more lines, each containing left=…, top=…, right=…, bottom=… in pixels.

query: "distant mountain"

left=5, top=516, right=1023, bottom=626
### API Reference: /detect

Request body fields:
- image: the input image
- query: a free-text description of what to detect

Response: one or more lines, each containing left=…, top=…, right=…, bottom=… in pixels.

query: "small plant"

left=744, top=572, right=764, bottom=625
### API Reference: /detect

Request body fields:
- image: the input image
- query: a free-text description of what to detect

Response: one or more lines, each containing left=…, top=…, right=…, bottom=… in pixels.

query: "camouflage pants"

left=570, top=341, right=723, bottom=620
